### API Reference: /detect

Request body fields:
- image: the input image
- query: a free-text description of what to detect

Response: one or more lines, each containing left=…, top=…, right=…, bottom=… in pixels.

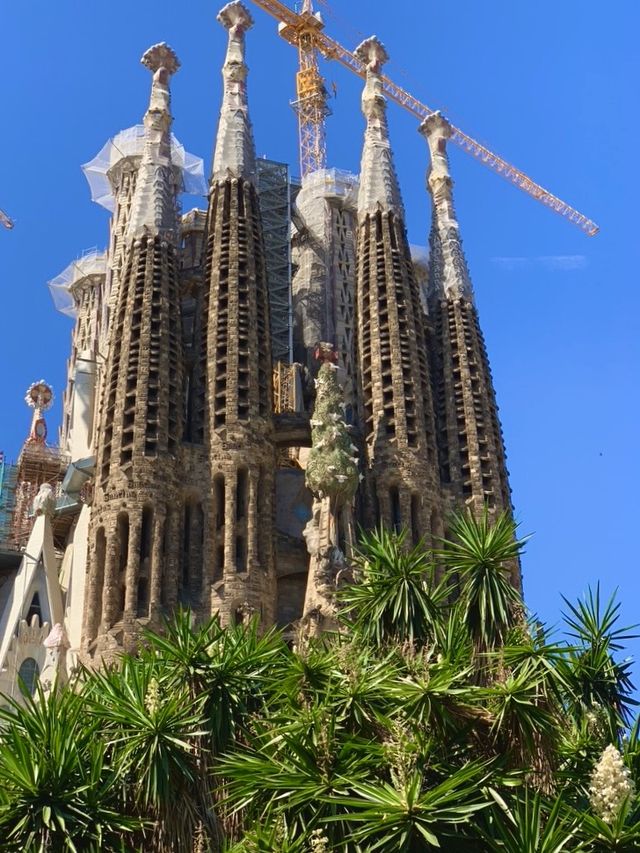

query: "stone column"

left=124, top=511, right=143, bottom=618
left=163, top=505, right=181, bottom=611
left=223, top=480, right=236, bottom=577
left=149, top=507, right=166, bottom=619
left=247, top=469, right=258, bottom=568
left=101, top=518, right=120, bottom=629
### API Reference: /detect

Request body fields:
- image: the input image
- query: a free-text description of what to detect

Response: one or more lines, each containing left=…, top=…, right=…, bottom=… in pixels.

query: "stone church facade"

left=0, top=2, right=516, bottom=691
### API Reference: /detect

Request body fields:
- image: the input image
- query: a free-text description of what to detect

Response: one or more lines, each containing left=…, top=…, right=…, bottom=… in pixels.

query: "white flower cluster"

left=589, top=744, right=635, bottom=823
left=308, top=828, right=330, bottom=853
left=145, top=676, right=161, bottom=716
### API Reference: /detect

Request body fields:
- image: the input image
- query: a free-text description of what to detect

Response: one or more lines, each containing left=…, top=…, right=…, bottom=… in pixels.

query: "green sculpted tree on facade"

left=305, top=349, right=359, bottom=508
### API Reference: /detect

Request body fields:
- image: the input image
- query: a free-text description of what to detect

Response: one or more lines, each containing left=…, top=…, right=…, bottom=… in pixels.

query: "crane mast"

left=278, top=0, right=330, bottom=177
left=249, top=0, right=598, bottom=236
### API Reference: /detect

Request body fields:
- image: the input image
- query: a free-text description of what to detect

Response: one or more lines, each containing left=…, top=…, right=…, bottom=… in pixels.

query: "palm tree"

left=0, top=682, right=142, bottom=852
left=339, top=526, right=448, bottom=646
left=83, top=657, right=212, bottom=851
left=1, top=508, right=638, bottom=852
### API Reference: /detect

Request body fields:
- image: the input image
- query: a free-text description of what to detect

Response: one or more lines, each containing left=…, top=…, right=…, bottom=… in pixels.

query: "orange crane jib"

left=249, top=0, right=599, bottom=237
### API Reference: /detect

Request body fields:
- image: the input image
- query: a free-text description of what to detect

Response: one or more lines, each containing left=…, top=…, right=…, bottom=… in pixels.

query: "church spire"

left=85, top=44, right=187, bottom=657
left=355, top=36, right=403, bottom=218
left=127, top=43, right=180, bottom=239
left=420, top=117, right=516, bottom=575
left=353, top=36, right=439, bottom=542
left=420, top=112, right=473, bottom=300
left=211, top=2, right=256, bottom=183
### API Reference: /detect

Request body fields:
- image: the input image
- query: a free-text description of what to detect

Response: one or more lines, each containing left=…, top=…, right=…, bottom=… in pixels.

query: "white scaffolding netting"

left=48, top=250, right=107, bottom=317
left=82, top=125, right=207, bottom=211
left=300, top=168, right=359, bottom=205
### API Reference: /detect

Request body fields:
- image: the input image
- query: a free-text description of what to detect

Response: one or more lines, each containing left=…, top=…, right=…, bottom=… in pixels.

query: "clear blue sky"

left=1, top=2, right=638, bottom=674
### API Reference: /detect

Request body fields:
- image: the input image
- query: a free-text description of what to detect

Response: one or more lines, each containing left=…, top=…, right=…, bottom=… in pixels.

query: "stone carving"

left=41, top=623, right=70, bottom=693
left=32, top=483, right=56, bottom=517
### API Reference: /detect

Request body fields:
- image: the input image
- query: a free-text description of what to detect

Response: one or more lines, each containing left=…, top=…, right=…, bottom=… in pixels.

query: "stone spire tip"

left=217, top=1, right=254, bottom=33
left=141, top=42, right=180, bottom=76
left=211, top=0, right=256, bottom=182
left=355, top=36, right=389, bottom=72
left=356, top=34, right=403, bottom=218
left=420, top=111, right=452, bottom=140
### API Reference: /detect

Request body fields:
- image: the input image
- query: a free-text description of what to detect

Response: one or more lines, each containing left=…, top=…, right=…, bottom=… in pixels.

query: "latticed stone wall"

left=354, top=37, right=440, bottom=545
left=200, top=3, right=278, bottom=626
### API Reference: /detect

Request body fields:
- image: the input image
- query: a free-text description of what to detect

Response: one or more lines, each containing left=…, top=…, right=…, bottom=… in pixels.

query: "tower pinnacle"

left=355, top=36, right=403, bottom=218
left=353, top=36, right=439, bottom=541
left=420, top=112, right=472, bottom=299
left=212, top=2, right=256, bottom=183
left=127, top=43, right=180, bottom=239
left=24, top=381, right=53, bottom=446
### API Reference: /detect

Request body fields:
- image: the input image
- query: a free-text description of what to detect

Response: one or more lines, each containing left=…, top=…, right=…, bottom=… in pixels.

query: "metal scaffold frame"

left=0, top=453, right=18, bottom=549
left=256, top=158, right=294, bottom=364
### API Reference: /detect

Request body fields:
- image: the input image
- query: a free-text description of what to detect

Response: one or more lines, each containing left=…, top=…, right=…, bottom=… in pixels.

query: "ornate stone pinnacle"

left=314, top=341, right=338, bottom=364
left=25, top=381, right=54, bottom=412
left=420, top=111, right=452, bottom=141
left=217, top=1, right=254, bottom=34
left=355, top=36, right=389, bottom=73
left=141, top=43, right=180, bottom=76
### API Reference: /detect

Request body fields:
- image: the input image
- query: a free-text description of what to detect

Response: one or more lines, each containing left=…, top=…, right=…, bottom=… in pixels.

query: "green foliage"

left=0, top=508, right=638, bottom=851
left=0, top=684, right=142, bottom=852
left=339, top=526, right=447, bottom=645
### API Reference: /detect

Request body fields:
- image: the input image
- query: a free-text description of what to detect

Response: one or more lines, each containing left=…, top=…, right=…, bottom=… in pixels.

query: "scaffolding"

left=82, top=125, right=207, bottom=211
left=256, top=158, right=294, bottom=363
left=0, top=452, right=18, bottom=549
left=273, top=362, right=303, bottom=413
left=48, top=250, right=107, bottom=317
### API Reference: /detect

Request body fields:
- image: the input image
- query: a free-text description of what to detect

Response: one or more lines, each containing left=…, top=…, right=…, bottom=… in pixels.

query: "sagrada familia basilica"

left=0, top=2, right=517, bottom=700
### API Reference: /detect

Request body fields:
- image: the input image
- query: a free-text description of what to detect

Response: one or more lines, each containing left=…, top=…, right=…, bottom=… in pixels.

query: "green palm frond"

left=144, top=609, right=287, bottom=752
left=339, top=526, right=448, bottom=646
left=333, top=760, right=492, bottom=850
left=481, top=790, right=582, bottom=852
left=0, top=684, right=142, bottom=852
left=83, top=657, right=208, bottom=848
left=561, top=587, right=638, bottom=733
left=438, top=509, right=527, bottom=659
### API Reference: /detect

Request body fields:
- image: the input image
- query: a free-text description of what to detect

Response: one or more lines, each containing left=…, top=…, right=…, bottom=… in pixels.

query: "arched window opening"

left=115, top=513, right=129, bottom=622
left=181, top=503, right=191, bottom=598
left=214, top=543, right=224, bottom=581
left=18, top=657, right=40, bottom=696
left=214, top=475, right=225, bottom=530
left=117, top=514, right=130, bottom=574
left=411, top=495, right=421, bottom=546
left=26, top=592, right=42, bottom=626
left=136, top=577, right=149, bottom=617
left=235, top=535, right=247, bottom=573
left=93, top=527, right=106, bottom=635
left=236, top=468, right=248, bottom=521
left=140, top=507, right=153, bottom=565
left=389, top=486, right=402, bottom=534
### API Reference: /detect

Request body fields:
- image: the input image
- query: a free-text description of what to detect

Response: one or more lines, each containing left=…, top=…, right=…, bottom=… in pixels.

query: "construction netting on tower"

left=0, top=452, right=18, bottom=550
left=47, top=251, right=108, bottom=317
left=257, top=159, right=294, bottom=364
left=82, top=125, right=207, bottom=210
left=291, top=168, right=358, bottom=409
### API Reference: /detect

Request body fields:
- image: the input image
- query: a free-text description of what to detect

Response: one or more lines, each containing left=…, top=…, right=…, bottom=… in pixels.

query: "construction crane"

left=249, top=0, right=599, bottom=237
left=0, top=208, right=14, bottom=230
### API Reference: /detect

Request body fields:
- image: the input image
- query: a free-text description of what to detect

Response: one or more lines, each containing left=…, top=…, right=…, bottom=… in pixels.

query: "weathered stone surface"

left=354, top=37, right=441, bottom=544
